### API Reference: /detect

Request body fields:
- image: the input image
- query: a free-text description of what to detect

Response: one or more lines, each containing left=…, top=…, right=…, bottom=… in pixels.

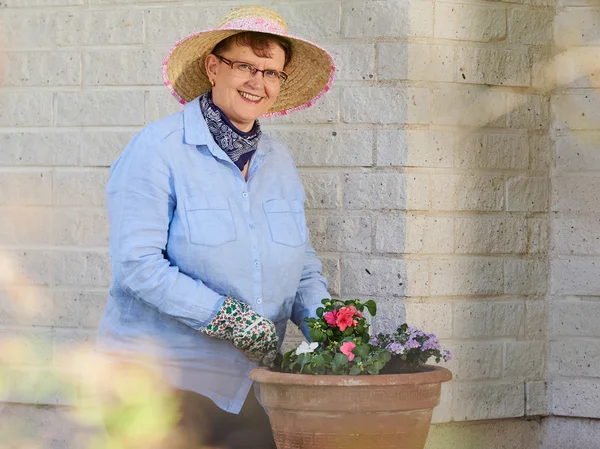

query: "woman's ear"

left=205, top=54, right=219, bottom=81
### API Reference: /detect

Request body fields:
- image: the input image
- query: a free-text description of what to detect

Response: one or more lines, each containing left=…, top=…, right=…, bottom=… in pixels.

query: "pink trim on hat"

left=221, top=17, right=288, bottom=35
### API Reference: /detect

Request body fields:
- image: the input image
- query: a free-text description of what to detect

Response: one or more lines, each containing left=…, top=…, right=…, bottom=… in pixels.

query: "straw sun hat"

left=162, top=5, right=336, bottom=117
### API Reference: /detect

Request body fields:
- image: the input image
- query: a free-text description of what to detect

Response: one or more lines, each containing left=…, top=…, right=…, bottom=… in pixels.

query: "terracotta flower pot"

left=249, top=365, right=452, bottom=449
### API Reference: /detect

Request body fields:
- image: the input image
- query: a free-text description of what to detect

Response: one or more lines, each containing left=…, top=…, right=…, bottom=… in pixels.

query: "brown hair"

left=212, top=31, right=293, bottom=68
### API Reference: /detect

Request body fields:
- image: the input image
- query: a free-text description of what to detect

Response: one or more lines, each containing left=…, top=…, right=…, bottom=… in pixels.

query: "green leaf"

left=364, top=300, right=377, bottom=317
left=354, top=344, right=370, bottom=359
left=312, top=355, right=325, bottom=366
left=333, top=353, right=349, bottom=367
left=321, top=298, right=331, bottom=306
left=316, top=307, right=324, bottom=318
left=309, top=328, right=326, bottom=342
left=367, top=365, right=379, bottom=375
left=342, top=327, right=354, bottom=337
left=349, top=365, right=361, bottom=376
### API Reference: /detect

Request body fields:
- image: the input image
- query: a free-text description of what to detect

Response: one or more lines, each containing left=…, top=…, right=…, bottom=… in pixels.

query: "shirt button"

left=242, top=192, right=248, bottom=198
left=253, top=260, right=260, bottom=267
left=249, top=223, right=256, bottom=230
left=256, top=298, right=262, bottom=305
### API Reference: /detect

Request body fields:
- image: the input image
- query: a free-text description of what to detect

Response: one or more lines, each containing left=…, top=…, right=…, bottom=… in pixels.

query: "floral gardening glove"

left=200, top=297, right=278, bottom=367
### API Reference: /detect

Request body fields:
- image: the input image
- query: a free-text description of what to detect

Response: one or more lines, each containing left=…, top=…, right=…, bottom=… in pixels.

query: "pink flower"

left=324, top=310, right=338, bottom=327
left=336, top=307, right=361, bottom=331
left=346, top=306, right=363, bottom=318
left=340, top=342, right=356, bottom=361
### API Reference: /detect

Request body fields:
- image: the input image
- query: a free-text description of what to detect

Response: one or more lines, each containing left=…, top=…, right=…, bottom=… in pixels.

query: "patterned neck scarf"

left=199, top=91, right=262, bottom=171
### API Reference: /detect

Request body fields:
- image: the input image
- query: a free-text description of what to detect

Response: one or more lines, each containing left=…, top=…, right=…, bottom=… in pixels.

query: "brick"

left=374, top=213, right=407, bottom=254
left=557, top=132, right=600, bottom=171
left=551, top=340, right=600, bottom=377
left=455, top=132, right=528, bottom=170
left=453, top=301, right=525, bottom=339
left=0, top=132, right=80, bottom=166
left=432, top=88, right=507, bottom=127
left=505, top=341, right=545, bottom=380
left=431, top=257, right=504, bottom=296
left=553, top=176, right=600, bottom=214
left=56, top=92, right=145, bottom=127
left=49, top=290, right=84, bottom=328
left=406, top=173, right=431, bottom=211
left=0, top=171, right=52, bottom=206
left=508, top=94, right=550, bottom=130
left=266, top=129, right=373, bottom=167
left=431, top=174, right=504, bottom=211
left=431, top=382, right=452, bottom=424
left=263, top=88, right=340, bottom=125
left=73, top=10, right=145, bottom=46
left=457, top=47, right=530, bottom=87
left=551, top=379, right=600, bottom=418
left=54, top=329, right=95, bottom=363
left=52, top=250, right=112, bottom=287
left=0, top=287, right=55, bottom=327
left=525, top=299, right=547, bottom=339
left=83, top=49, right=165, bottom=86
left=145, top=90, right=185, bottom=124
left=308, top=215, right=372, bottom=253
left=378, top=43, right=454, bottom=82
left=328, top=44, right=375, bottom=81
left=529, top=134, right=553, bottom=171
left=446, top=343, right=503, bottom=380
left=342, top=86, right=430, bottom=125
left=343, top=0, right=433, bottom=38
left=0, top=207, right=52, bottom=245
left=52, top=208, right=109, bottom=247
left=377, top=130, right=454, bottom=168
left=509, top=8, right=553, bottom=45
left=341, top=257, right=407, bottom=297
left=556, top=48, right=600, bottom=88
left=405, top=300, right=453, bottom=338
left=406, top=259, right=430, bottom=297
left=531, top=46, right=556, bottom=91
left=553, top=93, right=600, bottom=130
left=81, top=131, right=134, bottom=167
left=320, top=256, right=340, bottom=297
left=455, top=216, right=527, bottom=254
left=0, top=11, right=76, bottom=48
left=299, top=172, right=340, bottom=209
left=551, top=258, right=600, bottom=295
left=0, top=329, right=53, bottom=365
left=0, top=250, right=54, bottom=286
left=453, top=382, right=524, bottom=420
left=528, top=217, right=550, bottom=254
left=0, top=93, right=52, bottom=127
left=505, top=259, right=547, bottom=295
left=52, top=170, right=108, bottom=207
left=434, top=3, right=506, bottom=42
left=272, top=2, right=340, bottom=40
left=370, top=297, right=406, bottom=334
left=556, top=9, right=600, bottom=46
left=506, top=177, right=549, bottom=212
left=526, top=380, right=548, bottom=416
left=554, top=217, right=600, bottom=255
left=553, top=298, right=600, bottom=337
left=343, top=172, right=406, bottom=210
left=0, top=367, right=74, bottom=406
left=543, top=416, right=600, bottom=449
left=405, top=214, right=453, bottom=254
left=0, top=52, right=80, bottom=86
left=4, top=0, right=82, bottom=4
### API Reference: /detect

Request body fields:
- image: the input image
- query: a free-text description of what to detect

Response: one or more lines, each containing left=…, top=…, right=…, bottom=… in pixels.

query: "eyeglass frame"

left=213, top=55, right=289, bottom=85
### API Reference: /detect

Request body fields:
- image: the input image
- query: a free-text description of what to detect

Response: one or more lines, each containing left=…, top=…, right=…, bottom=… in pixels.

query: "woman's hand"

left=201, top=297, right=278, bottom=366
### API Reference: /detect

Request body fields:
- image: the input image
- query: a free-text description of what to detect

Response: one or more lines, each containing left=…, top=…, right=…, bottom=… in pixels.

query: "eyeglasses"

left=214, top=55, right=288, bottom=86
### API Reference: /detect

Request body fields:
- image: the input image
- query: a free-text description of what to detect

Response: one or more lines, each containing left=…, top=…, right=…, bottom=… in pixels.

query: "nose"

left=246, top=71, right=265, bottom=90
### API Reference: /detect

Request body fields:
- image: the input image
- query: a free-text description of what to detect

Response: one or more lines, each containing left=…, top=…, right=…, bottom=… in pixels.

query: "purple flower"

left=404, top=339, right=420, bottom=350
left=422, top=339, right=441, bottom=351
left=442, top=350, right=452, bottom=362
left=370, top=336, right=380, bottom=346
left=386, top=342, right=405, bottom=355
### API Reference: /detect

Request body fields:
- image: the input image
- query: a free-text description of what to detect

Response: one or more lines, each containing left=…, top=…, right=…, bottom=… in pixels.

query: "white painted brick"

left=431, top=382, right=452, bottom=424
left=551, top=340, right=600, bottom=377
left=0, top=171, right=52, bottom=206
left=4, top=0, right=82, bottom=5
left=453, top=382, right=524, bottom=420
left=52, top=250, right=111, bottom=287
left=0, top=329, right=53, bottom=365
left=406, top=173, right=431, bottom=211
left=0, top=11, right=76, bottom=48
left=328, top=44, right=375, bottom=82
left=0, top=93, right=52, bottom=127
left=320, top=256, right=340, bottom=297
left=378, top=43, right=454, bottom=82
left=556, top=9, right=600, bottom=46
left=431, top=174, right=504, bottom=211
left=509, top=8, right=553, bottom=45
left=48, top=290, right=84, bottom=328
left=52, top=169, right=108, bottom=207
left=431, top=257, right=504, bottom=296
left=0, top=132, right=80, bottom=166
left=272, top=2, right=340, bottom=40
left=0, top=52, right=80, bottom=86
left=457, top=47, right=530, bottom=87
left=553, top=298, right=600, bottom=337
left=556, top=48, right=600, bottom=89
left=74, top=291, right=108, bottom=329
left=0, top=207, right=52, bottom=245
left=434, top=3, right=506, bottom=42
left=554, top=217, right=600, bottom=255
left=526, top=380, right=548, bottom=416
left=53, top=329, right=95, bottom=363
left=525, top=299, right=547, bottom=339
left=406, top=259, right=430, bottom=297
left=530, top=134, right=553, bottom=171
left=308, top=215, right=372, bottom=253
left=299, top=172, right=340, bottom=209
left=406, top=214, right=453, bottom=254
left=56, top=92, right=146, bottom=127
left=446, top=343, right=503, bottom=380
left=432, top=88, right=507, bottom=127
left=0, top=367, right=74, bottom=406
left=551, top=379, right=600, bottom=418
left=83, top=49, right=165, bottom=86
left=374, top=213, right=407, bottom=254
left=145, top=90, right=185, bottom=124
left=81, top=131, right=134, bottom=167
left=505, top=259, right=547, bottom=295
left=455, top=216, right=527, bottom=254
left=543, top=416, right=600, bottom=449
left=378, top=130, right=454, bottom=168
left=552, top=176, right=600, bottom=214
left=551, top=259, right=600, bottom=295
left=72, top=10, right=145, bottom=46
left=557, top=132, right=600, bottom=171
left=0, top=288, right=55, bottom=327
left=508, top=94, right=550, bottom=130
left=505, top=341, right=545, bottom=380
left=453, top=301, right=525, bottom=338
left=263, top=88, right=340, bottom=125
left=553, top=93, right=600, bottom=130
left=405, top=300, right=453, bottom=338
left=506, top=177, right=549, bottom=212
left=370, top=296, right=406, bottom=334
left=528, top=217, right=550, bottom=254
left=266, top=129, right=373, bottom=167
left=341, top=86, right=430, bottom=125
left=455, top=132, right=528, bottom=170
left=343, top=0, right=433, bottom=38
left=341, top=257, right=407, bottom=297
left=531, top=46, right=556, bottom=91
left=343, top=172, right=406, bottom=210
left=0, top=250, right=55, bottom=286
left=52, top=208, right=109, bottom=247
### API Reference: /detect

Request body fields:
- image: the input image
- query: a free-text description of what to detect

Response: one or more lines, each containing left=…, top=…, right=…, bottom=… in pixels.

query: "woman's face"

left=205, top=42, right=286, bottom=132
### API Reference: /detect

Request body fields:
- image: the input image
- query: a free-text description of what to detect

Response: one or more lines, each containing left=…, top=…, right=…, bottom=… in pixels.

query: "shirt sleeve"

left=106, top=129, right=225, bottom=330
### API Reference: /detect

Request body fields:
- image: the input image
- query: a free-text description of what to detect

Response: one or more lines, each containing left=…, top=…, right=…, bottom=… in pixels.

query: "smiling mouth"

left=239, top=91, right=263, bottom=102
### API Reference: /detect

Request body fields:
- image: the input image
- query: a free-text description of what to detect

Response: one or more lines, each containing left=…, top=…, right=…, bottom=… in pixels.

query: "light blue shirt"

left=96, top=97, right=329, bottom=413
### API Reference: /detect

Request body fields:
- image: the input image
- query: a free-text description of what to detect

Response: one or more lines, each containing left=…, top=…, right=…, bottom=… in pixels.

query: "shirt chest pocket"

left=184, top=196, right=237, bottom=246
left=263, top=198, right=307, bottom=248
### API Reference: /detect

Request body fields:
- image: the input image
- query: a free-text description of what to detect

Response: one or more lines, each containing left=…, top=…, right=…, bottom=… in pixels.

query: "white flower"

left=295, top=341, right=319, bottom=356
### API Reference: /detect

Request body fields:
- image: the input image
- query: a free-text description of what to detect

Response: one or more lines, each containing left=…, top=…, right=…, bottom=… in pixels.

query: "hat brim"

left=162, top=28, right=335, bottom=117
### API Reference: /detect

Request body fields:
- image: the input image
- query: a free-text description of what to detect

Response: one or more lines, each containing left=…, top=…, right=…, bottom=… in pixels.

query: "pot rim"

left=249, top=365, right=452, bottom=386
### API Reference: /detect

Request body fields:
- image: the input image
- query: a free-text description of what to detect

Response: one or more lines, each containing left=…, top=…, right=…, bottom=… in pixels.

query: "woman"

left=96, top=5, right=335, bottom=449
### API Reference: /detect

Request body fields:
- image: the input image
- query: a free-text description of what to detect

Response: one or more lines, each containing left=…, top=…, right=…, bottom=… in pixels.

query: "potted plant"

left=249, top=299, right=452, bottom=449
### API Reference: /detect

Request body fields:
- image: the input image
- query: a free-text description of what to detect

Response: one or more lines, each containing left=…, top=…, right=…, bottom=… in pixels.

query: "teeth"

left=239, top=91, right=262, bottom=101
